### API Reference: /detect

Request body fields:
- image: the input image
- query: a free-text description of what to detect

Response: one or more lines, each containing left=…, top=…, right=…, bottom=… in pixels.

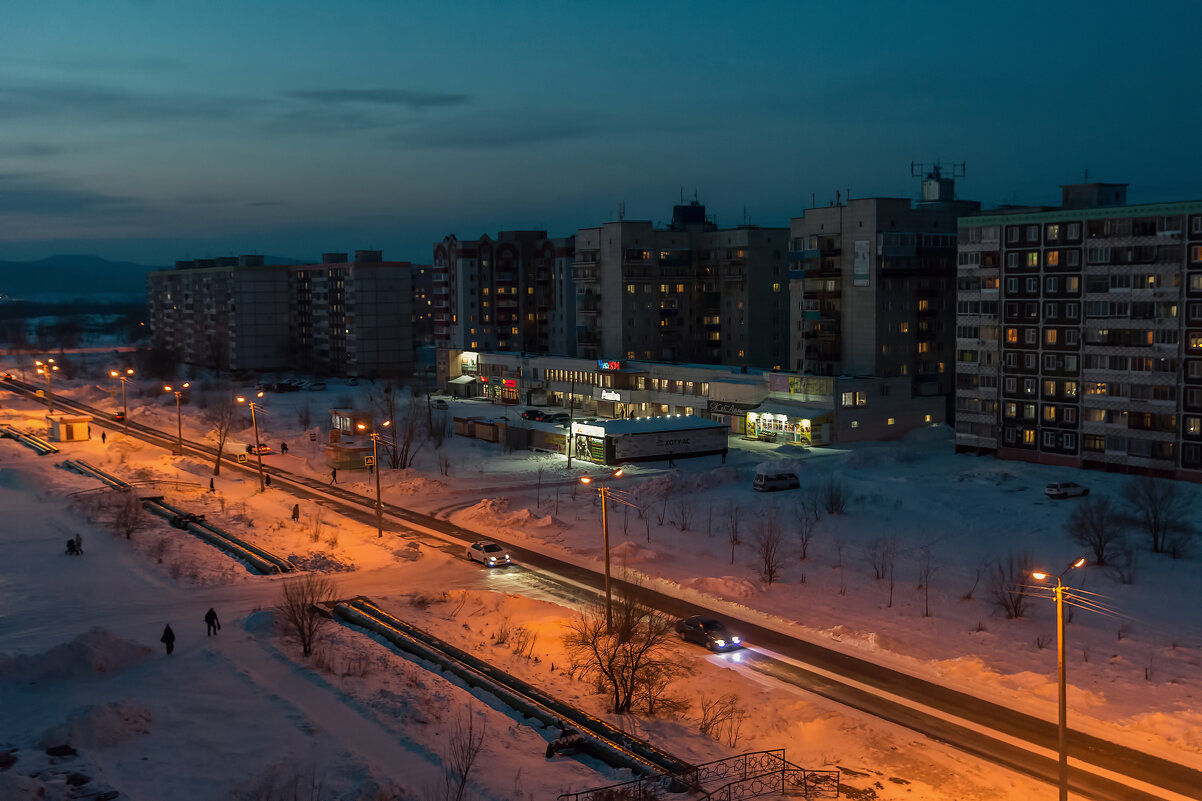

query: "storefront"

left=745, top=401, right=832, bottom=445
left=478, top=376, right=520, bottom=404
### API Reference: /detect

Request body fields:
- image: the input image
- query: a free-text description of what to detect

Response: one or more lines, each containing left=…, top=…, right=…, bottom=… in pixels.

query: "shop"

left=570, top=415, right=728, bottom=465
left=46, top=412, right=93, bottom=443
left=745, top=401, right=832, bottom=445
left=478, top=376, right=520, bottom=404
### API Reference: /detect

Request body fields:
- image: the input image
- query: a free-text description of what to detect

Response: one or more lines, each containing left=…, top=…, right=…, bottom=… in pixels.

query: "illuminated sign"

left=601, top=389, right=621, bottom=401
left=479, top=376, right=489, bottom=382
left=502, top=379, right=516, bottom=388
left=597, top=360, right=621, bottom=371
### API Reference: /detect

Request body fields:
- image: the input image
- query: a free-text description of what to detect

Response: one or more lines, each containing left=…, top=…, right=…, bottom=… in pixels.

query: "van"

left=753, top=471, right=799, bottom=492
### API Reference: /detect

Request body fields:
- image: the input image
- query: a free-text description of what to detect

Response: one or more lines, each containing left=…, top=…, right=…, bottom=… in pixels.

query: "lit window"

left=900, top=322, right=910, bottom=333
left=918, top=300, right=930, bottom=311
left=772, top=282, right=781, bottom=292
left=850, top=420, right=859, bottom=428
left=1023, top=429, right=1036, bottom=445
left=1044, top=406, right=1057, bottom=422
left=1046, top=329, right=1058, bottom=345
left=887, top=417, right=895, bottom=426
left=1027, top=252, right=1039, bottom=267
left=1006, top=328, right=1018, bottom=343
left=923, top=414, right=931, bottom=423
left=1188, top=417, right=1201, bottom=435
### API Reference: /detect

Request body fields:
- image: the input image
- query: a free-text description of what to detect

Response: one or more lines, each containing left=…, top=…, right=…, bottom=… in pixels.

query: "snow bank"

left=38, top=700, right=153, bottom=748
left=680, top=576, right=758, bottom=600
left=0, top=628, right=152, bottom=681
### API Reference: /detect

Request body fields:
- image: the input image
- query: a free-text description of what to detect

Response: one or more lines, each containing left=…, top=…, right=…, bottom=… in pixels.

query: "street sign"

left=364, top=455, right=375, bottom=466
left=310, top=432, right=317, bottom=442
left=237, top=453, right=247, bottom=463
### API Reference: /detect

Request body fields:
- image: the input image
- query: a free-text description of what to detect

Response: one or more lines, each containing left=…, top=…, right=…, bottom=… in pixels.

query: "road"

left=6, top=378, right=1201, bottom=801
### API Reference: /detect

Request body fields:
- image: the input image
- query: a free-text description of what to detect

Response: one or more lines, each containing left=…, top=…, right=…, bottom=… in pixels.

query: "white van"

left=753, top=471, right=799, bottom=492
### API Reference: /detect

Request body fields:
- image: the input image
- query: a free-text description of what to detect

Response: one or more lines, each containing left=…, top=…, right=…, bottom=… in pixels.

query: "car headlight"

left=487, top=557, right=496, bottom=563
left=732, top=636, right=741, bottom=644
left=714, top=639, right=726, bottom=647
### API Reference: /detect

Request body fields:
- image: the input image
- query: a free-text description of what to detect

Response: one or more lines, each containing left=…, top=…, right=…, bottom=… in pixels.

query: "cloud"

left=391, top=113, right=600, bottom=150
left=287, top=88, right=470, bottom=109
left=0, top=172, right=135, bottom=215
left=0, top=143, right=63, bottom=158
left=0, top=80, right=257, bottom=123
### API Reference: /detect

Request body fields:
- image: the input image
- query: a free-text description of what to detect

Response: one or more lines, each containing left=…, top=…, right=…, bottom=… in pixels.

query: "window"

left=850, top=420, right=859, bottom=428
left=1046, top=329, right=1058, bottom=345
left=1066, top=303, right=1079, bottom=319
left=1027, top=225, right=1039, bottom=241
left=1005, top=402, right=1018, bottom=418
left=918, top=342, right=931, bottom=353
left=918, top=300, right=930, bottom=311
left=1047, top=224, right=1060, bottom=241
left=1043, top=431, right=1056, bottom=447
left=1024, top=379, right=1036, bottom=395
left=1025, top=329, right=1038, bottom=344
left=1046, top=276, right=1060, bottom=292
left=899, top=322, right=910, bottom=333
left=1024, top=353, right=1037, bottom=369
left=1088, top=245, right=1110, bottom=264
left=887, top=417, right=895, bottom=426
left=1066, top=276, right=1080, bottom=292
left=924, top=413, right=932, bottom=423
left=1007, top=227, right=1019, bottom=244
left=1064, top=381, right=1078, bottom=398
left=1067, top=223, right=1080, bottom=239
left=1027, top=252, right=1040, bottom=268
left=1006, top=277, right=1019, bottom=293
left=1007, top=253, right=1020, bottom=269
left=1063, top=408, right=1077, bottom=424
left=1006, top=327, right=1018, bottom=343
left=841, top=392, right=855, bottom=408
left=1026, top=277, right=1039, bottom=292
left=1044, top=379, right=1057, bottom=395
left=1187, top=417, right=1202, bottom=436
left=1193, top=245, right=1202, bottom=263
left=1024, top=429, right=1036, bottom=445
left=1064, top=433, right=1076, bottom=450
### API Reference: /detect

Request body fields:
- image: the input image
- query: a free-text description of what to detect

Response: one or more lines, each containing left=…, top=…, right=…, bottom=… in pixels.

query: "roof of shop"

left=574, top=414, right=725, bottom=436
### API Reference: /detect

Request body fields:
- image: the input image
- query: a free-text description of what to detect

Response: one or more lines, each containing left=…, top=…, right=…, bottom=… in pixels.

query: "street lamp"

left=164, top=383, right=190, bottom=455
left=580, top=468, right=627, bottom=632
left=35, top=359, right=59, bottom=412
left=110, top=368, right=134, bottom=432
left=1032, top=556, right=1087, bottom=801
left=236, top=391, right=266, bottom=492
left=357, top=420, right=391, bottom=538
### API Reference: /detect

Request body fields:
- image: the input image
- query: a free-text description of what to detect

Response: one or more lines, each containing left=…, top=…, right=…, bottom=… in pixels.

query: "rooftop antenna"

left=1084, top=168, right=1089, bottom=182
left=618, top=202, right=625, bottom=221
left=743, top=206, right=748, bottom=225
left=680, top=187, right=684, bottom=204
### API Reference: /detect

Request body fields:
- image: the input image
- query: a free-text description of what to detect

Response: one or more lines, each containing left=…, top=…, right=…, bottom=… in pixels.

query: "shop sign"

left=707, top=399, right=758, bottom=415
left=600, top=389, right=621, bottom=401
left=597, top=360, right=621, bottom=371
left=502, top=379, right=516, bottom=388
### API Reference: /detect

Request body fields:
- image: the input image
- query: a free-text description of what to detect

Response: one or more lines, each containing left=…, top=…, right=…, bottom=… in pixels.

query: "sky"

left=3, top=0, right=1202, bottom=267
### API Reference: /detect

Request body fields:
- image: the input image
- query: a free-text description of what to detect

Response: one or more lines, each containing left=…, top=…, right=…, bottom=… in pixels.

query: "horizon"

left=3, top=1, right=1202, bottom=266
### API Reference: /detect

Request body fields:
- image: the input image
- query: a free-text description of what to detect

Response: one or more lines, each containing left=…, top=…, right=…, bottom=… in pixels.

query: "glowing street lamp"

left=1032, top=556, right=1087, bottom=801
left=164, top=383, right=190, bottom=455
left=236, top=391, right=266, bottom=492
left=357, top=420, right=391, bottom=538
left=35, top=359, right=59, bottom=412
left=110, top=368, right=134, bottom=432
left=580, top=468, right=626, bottom=631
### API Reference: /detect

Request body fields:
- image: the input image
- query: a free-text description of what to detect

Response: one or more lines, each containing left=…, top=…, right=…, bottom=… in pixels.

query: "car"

left=347, top=377, right=359, bottom=386
left=466, top=540, right=511, bottom=566
left=1046, top=482, right=1089, bottom=499
left=432, top=399, right=449, bottom=409
left=521, top=409, right=548, bottom=422
left=753, top=471, right=799, bottom=492
left=1, top=371, right=13, bottom=380
left=675, top=615, right=742, bottom=652
left=113, top=411, right=126, bottom=422
left=545, top=412, right=571, bottom=425
left=307, top=381, right=326, bottom=391
left=246, top=442, right=272, bottom=455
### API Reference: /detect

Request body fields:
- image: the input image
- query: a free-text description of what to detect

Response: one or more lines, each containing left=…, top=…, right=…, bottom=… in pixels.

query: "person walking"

left=264, top=474, right=272, bottom=488
left=291, top=503, right=300, bottom=522
left=101, top=431, right=106, bottom=445
left=280, top=441, right=288, bottom=455
left=209, top=477, right=215, bottom=493
left=74, top=533, right=83, bottom=555
left=160, top=624, right=176, bottom=655
left=204, top=608, right=220, bottom=636
left=330, top=467, right=338, bottom=484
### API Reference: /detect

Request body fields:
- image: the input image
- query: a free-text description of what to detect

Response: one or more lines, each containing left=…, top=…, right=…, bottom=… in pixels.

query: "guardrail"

left=60, top=459, right=132, bottom=490
left=334, top=597, right=692, bottom=779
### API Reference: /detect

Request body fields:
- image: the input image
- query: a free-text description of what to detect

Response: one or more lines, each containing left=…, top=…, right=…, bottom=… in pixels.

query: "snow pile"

left=0, top=628, right=152, bottom=681
left=680, top=576, right=758, bottom=600
left=610, top=541, right=656, bottom=564
left=453, top=497, right=567, bottom=533
left=387, top=474, right=448, bottom=497
left=39, top=700, right=153, bottom=748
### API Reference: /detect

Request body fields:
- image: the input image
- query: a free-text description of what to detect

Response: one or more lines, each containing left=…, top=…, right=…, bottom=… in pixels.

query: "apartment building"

left=573, top=202, right=789, bottom=369
left=788, top=170, right=980, bottom=422
left=148, top=251, right=414, bottom=377
left=955, top=183, right=1202, bottom=480
left=431, top=230, right=576, bottom=356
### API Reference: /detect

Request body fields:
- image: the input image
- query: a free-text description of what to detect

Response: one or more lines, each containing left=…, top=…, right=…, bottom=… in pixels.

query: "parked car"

left=307, top=381, right=326, bottom=391
left=1046, top=482, right=1089, bottom=499
left=113, top=411, right=126, bottom=422
left=246, top=442, right=272, bottom=455
left=675, top=615, right=742, bottom=651
left=753, top=471, right=799, bottom=492
left=545, top=412, right=571, bottom=425
left=347, top=377, right=359, bottom=386
left=1, top=371, right=13, bottom=380
left=521, top=409, right=548, bottom=422
left=432, top=399, right=449, bottom=409
left=466, top=540, right=511, bottom=567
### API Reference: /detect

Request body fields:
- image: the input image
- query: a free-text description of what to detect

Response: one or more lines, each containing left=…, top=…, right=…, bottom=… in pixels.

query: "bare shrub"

left=987, top=552, right=1033, bottom=619
left=276, top=573, right=338, bottom=657
left=755, top=517, right=784, bottom=585
left=511, top=627, right=538, bottom=659
left=307, top=508, right=325, bottom=544
left=1035, top=634, right=1051, bottom=650
left=697, top=693, right=747, bottom=748
left=562, top=591, right=684, bottom=714
left=1122, top=475, right=1194, bottom=555
left=232, top=760, right=327, bottom=801
left=821, top=474, right=848, bottom=515
left=962, top=559, right=988, bottom=601
left=794, top=492, right=821, bottom=560
left=726, top=501, right=742, bottom=564
left=866, top=536, right=899, bottom=607
left=430, top=706, right=486, bottom=801
left=1066, top=495, right=1124, bottom=566
left=1106, top=544, right=1138, bottom=585
left=675, top=483, right=691, bottom=531
left=112, top=491, right=151, bottom=540
left=917, top=546, right=938, bottom=618
left=494, top=616, right=513, bottom=646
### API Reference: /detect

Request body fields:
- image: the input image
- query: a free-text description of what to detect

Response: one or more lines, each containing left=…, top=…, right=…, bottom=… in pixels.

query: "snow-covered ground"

left=1, top=353, right=1200, bottom=800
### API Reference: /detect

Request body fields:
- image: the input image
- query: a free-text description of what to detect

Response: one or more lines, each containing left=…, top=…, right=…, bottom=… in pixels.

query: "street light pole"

left=111, top=368, right=134, bottom=432
left=1033, top=556, right=1086, bottom=801
left=164, top=383, right=189, bottom=455
left=237, top=392, right=266, bottom=492
left=581, top=469, right=624, bottom=632
left=35, top=359, right=58, bottom=412
left=358, top=420, right=391, bottom=538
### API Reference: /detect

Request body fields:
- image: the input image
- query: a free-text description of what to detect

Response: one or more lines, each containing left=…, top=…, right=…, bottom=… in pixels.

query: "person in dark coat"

left=209, top=477, right=215, bottom=493
left=74, top=533, right=83, bottom=555
left=160, top=624, right=176, bottom=655
left=66, top=538, right=77, bottom=555
left=204, top=608, right=220, bottom=636
left=264, top=474, right=272, bottom=488
left=280, top=441, right=288, bottom=454
left=291, top=503, right=300, bottom=522
left=101, top=431, right=107, bottom=444
left=330, top=467, right=338, bottom=484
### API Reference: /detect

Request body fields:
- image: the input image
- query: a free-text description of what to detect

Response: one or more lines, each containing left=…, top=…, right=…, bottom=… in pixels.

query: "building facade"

left=148, top=251, right=414, bottom=377
left=431, top=230, right=576, bottom=356
left=573, top=203, right=789, bottom=369
left=955, top=183, right=1202, bottom=480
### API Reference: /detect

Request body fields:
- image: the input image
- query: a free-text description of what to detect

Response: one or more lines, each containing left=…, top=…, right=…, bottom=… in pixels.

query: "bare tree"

left=987, top=552, right=1033, bottom=619
left=1122, top=475, right=1194, bottom=555
left=1066, top=495, right=1124, bottom=566
left=675, top=482, right=691, bottom=531
left=698, top=693, right=747, bottom=748
left=374, top=385, right=427, bottom=469
left=726, top=501, right=742, bottom=564
left=296, top=401, right=312, bottom=431
left=755, top=519, right=784, bottom=584
left=202, top=391, right=239, bottom=476
left=867, top=536, right=899, bottom=606
left=562, top=592, right=684, bottom=714
left=437, top=706, right=486, bottom=801
left=794, top=492, right=821, bottom=560
left=276, top=574, right=338, bottom=657
left=917, top=546, right=938, bottom=618
left=821, top=474, right=848, bottom=515
left=112, top=491, right=151, bottom=539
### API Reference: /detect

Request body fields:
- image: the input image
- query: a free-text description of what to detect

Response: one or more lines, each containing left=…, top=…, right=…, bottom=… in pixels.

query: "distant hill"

left=0, top=254, right=309, bottom=304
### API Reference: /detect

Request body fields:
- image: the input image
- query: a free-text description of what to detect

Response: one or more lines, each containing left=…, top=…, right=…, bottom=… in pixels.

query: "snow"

left=1, top=352, right=1200, bottom=800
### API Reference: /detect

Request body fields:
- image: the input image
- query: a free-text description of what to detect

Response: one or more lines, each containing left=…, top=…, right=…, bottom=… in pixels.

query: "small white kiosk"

left=46, top=412, right=93, bottom=442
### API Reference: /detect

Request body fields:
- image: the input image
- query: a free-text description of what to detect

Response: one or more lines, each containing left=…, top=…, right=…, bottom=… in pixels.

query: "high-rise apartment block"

left=788, top=170, right=980, bottom=419
left=573, top=203, right=789, bottom=368
left=148, top=251, right=414, bottom=377
left=955, top=183, right=1202, bottom=480
left=432, top=231, right=576, bottom=355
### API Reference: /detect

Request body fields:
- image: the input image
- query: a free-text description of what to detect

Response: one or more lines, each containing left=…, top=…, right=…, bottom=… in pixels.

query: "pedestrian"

left=291, top=503, right=300, bottom=522
left=668, top=452, right=676, bottom=468
left=330, top=467, right=338, bottom=484
left=280, top=441, right=288, bottom=455
left=66, top=538, right=77, bottom=555
left=101, top=431, right=107, bottom=445
left=721, top=449, right=727, bottom=464
left=209, top=477, right=215, bottom=493
left=264, top=474, right=272, bottom=488
left=204, top=608, right=220, bottom=636
left=74, top=533, right=83, bottom=555
left=368, top=463, right=374, bottom=475
left=160, top=624, right=175, bottom=655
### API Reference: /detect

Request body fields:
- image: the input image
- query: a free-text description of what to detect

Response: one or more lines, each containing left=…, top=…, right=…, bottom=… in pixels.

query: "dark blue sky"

left=3, top=1, right=1201, bottom=266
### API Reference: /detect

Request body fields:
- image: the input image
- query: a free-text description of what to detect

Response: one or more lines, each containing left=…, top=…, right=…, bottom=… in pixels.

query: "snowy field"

left=1, top=354, right=1200, bottom=800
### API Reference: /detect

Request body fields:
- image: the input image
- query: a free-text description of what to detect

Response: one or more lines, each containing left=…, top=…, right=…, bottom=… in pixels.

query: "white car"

left=432, top=399, right=449, bottom=409
left=466, top=540, right=511, bottom=567
left=1045, top=482, right=1089, bottom=499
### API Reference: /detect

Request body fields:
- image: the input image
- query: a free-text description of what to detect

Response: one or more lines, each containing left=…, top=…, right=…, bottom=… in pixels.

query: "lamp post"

left=581, top=469, right=625, bottom=632
left=357, top=420, right=391, bottom=538
left=236, top=392, right=266, bottom=492
left=35, top=359, right=59, bottom=412
left=110, top=368, right=134, bottom=432
left=1032, top=556, right=1086, bottom=801
left=164, top=383, right=190, bottom=455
